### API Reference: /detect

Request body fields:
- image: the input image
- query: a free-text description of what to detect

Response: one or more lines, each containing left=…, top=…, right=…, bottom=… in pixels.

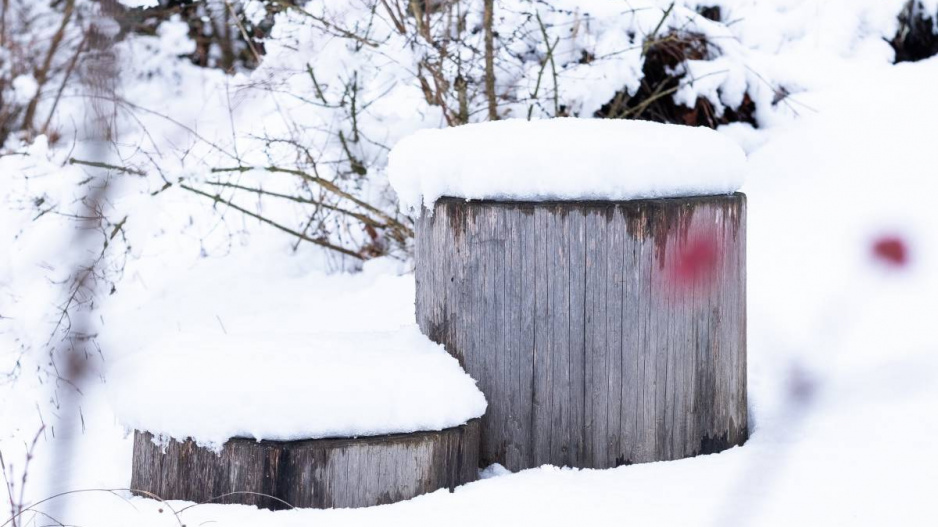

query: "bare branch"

left=211, top=165, right=414, bottom=237
left=483, top=0, right=498, bottom=120
left=179, top=183, right=365, bottom=260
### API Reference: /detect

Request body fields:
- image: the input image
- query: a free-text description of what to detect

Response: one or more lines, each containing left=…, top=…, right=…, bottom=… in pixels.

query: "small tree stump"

left=131, top=419, right=480, bottom=509
left=416, top=194, right=747, bottom=471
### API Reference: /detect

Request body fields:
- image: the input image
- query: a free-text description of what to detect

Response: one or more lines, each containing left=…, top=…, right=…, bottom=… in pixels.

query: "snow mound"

left=107, top=325, right=487, bottom=449
left=388, top=118, right=747, bottom=212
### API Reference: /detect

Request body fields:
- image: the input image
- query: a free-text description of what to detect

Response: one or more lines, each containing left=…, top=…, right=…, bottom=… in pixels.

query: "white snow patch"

left=117, top=0, right=160, bottom=7
left=243, top=0, right=268, bottom=25
left=158, top=16, right=197, bottom=55
left=479, top=463, right=512, bottom=480
left=11, top=74, right=38, bottom=105
left=388, top=118, right=747, bottom=212
left=108, top=325, right=487, bottom=448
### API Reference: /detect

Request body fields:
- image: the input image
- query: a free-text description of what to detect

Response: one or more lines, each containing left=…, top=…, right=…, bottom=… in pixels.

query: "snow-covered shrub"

left=170, top=0, right=774, bottom=258
left=121, top=0, right=297, bottom=71
left=4, top=1, right=774, bottom=269
left=892, top=0, right=938, bottom=62
left=0, top=0, right=90, bottom=145
left=593, top=22, right=756, bottom=127
left=241, top=2, right=766, bottom=233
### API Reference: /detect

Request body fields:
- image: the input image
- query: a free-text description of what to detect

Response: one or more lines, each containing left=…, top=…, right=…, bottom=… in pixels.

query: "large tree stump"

left=416, top=194, right=747, bottom=471
left=131, top=419, right=480, bottom=509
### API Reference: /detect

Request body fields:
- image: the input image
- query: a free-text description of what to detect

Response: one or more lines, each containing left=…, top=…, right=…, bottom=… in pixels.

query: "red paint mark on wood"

left=668, top=227, right=722, bottom=292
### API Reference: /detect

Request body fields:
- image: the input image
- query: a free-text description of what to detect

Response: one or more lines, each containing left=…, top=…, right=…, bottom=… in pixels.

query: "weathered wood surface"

left=416, top=194, right=747, bottom=471
left=131, top=419, right=480, bottom=510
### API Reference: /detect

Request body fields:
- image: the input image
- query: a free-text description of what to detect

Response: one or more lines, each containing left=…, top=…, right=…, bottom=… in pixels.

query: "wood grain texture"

left=131, top=419, right=480, bottom=510
left=416, top=194, right=747, bottom=471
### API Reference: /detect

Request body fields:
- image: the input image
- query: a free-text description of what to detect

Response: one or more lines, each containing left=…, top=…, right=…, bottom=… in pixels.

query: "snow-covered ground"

left=3, top=0, right=938, bottom=525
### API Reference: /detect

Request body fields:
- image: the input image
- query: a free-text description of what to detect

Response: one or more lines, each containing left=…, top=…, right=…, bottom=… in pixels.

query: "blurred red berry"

left=872, top=236, right=908, bottom=267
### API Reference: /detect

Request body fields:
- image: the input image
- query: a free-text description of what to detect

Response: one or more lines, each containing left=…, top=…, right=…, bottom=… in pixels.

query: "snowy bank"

left=388, top=119, right=747, bottom=212
left=108, top=325, right=487, bottom=448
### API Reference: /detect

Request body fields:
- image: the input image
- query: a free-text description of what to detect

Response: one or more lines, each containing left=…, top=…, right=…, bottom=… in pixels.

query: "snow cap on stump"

left=388, top=118, right=747, bottom=212
left=109, top=325, right=487, bottom=449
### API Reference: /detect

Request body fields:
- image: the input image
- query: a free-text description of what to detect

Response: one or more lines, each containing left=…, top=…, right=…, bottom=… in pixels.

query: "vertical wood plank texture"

left=416, top=194, right=747, bottom=471
left=131, top=419, right=481, bottom=510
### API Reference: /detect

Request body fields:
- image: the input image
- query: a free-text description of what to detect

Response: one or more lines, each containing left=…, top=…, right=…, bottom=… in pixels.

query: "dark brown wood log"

left=415, top=194, right=747, bottom=471
left=130, top=419, right=480, bottom=510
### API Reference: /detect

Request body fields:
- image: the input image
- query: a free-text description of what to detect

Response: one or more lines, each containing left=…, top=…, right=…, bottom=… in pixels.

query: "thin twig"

left=203, top=180, right=390, bottom=230
left=306, top=64, right=329, bottom=104
left=533, top=11, right=560, bottom=118
left=179, top=183, right=365, bottom=260
left=644, top=2, right=676, bottom=56
left=68, top=158, right=145, bottom=176
left=175, top=491, right=296, bottom=512
left=41, top=35, right=87, bottom=136
left=1, top=488, right=184, bottom=527
left=22, top=0, right=76, bottom=133
left=224, top=0, right=262, bottom=65
left=211, top=165, right=414, bottom=237
left=534, top=11, right=560, bottom=117
left=270, top=0, right=380, bottom=47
